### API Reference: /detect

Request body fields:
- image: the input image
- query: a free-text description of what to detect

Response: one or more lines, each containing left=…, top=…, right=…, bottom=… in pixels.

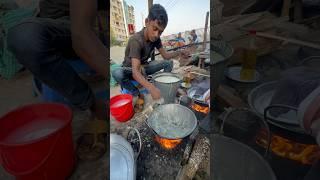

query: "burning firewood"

left=176, top=135, right=210, bottom=180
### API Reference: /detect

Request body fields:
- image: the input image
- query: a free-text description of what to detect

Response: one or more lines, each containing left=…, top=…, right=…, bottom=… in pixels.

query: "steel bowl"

left=146, top=104, right=198, bottom=139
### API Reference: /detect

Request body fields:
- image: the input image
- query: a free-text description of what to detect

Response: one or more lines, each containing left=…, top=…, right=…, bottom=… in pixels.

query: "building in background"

left=110, top=0, right=127, bottom=42
left=110, top=0, right=135, bottom=43
left=123, top=1, right=135, bottom=35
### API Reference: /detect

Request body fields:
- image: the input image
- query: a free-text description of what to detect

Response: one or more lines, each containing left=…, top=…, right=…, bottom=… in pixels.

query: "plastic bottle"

left=184, top=72, right=191, bottom=87
left=240, top=30, right=257, bottom=81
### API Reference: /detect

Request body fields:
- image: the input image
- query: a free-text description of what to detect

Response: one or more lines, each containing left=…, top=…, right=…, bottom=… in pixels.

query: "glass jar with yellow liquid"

left=240, top=31, right=257, bottom=81
left=183, top=72, right=191, bottom=87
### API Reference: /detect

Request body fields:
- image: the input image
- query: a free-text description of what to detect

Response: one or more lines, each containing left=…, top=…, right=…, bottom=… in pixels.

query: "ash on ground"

left=127, top=123, right=187, bottom=180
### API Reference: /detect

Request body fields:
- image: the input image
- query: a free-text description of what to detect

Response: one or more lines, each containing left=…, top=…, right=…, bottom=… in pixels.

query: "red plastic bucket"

left=110, top=94, right=134, bottom=122
left=0, top=103, right=75, bottom=180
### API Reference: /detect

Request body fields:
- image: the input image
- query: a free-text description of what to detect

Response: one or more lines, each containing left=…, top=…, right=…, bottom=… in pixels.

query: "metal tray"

left=110, top=129, right=141, bottom=180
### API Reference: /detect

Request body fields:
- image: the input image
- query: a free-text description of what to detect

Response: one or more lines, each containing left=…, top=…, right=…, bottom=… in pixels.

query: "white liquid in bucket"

left=111, top=99, right=130, bottom=108
left=155, top=76, right=180, bottom=83
left=3, top=118, right=64, bottom=144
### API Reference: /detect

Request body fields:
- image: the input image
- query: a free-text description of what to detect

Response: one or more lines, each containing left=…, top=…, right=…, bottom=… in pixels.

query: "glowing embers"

left=155, top=135, right=183, bottom=150
left=256, top=129, right=320, bottom=165
left=191, top=102, right=209, bottom=114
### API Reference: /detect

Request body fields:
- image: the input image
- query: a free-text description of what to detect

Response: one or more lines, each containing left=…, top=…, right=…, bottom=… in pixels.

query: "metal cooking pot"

left=249, top=56, right=320, bottom=134
left=110, top=127, right=142, bottom=180
left=144, top=104, right=198, bottom=139
left=152, top=72, right=182, bottom=104
left=215, top=108, right=276, bottom=180
left=186, top=87, right=210, bottom=106
left=213, top=134, right=277, bottom=180
left=220, top=108, right=271, bottom=158
left=248, top=81, right=306, bottom=134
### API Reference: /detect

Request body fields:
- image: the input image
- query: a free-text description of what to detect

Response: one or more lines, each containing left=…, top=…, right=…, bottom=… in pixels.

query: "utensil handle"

left=178, top=96, right=184, bottom=104
left=147, top=75, right=154, bottom=83
left=263, top=104, right=298, bottom=156
left=220, top=107, right=272, bottom=158
left=126, top=127, right=142, bottom=160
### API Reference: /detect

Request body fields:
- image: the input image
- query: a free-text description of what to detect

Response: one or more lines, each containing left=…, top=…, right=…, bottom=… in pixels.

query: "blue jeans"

left=112, top=60, right=173, bottom=96
left=7, top=18, right=95, bottom=110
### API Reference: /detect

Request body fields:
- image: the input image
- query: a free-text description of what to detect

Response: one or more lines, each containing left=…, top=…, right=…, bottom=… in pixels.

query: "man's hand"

left=149, top=86, right=161, bottom=100
left=159, top=47, right=189, bottom=60
left=132, top=58, right=161, bottom=100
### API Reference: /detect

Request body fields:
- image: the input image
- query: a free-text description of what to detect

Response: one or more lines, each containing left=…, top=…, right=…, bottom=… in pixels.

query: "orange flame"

left=256, top=129, right=320, bottom=165
left=155, top=136, right=182, bottom=150
left=191, top=103, right=209, bottom=114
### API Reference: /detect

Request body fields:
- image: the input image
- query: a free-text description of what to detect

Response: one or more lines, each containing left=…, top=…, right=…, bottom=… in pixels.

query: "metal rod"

left=190, top=71, right=210, bottom=77
left=154, top=41, right=210, bottom=56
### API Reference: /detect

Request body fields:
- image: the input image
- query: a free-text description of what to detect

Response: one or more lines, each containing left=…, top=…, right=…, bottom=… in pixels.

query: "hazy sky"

left=124, top=0, right=210, bottom=36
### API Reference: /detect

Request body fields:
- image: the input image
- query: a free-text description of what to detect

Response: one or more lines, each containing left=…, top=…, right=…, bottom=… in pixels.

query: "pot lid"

left=110, top=134, right=135, bottom=180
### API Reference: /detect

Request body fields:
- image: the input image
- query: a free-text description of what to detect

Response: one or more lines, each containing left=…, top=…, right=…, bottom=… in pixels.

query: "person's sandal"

left=76, top=119, right=108, bottom=161
left=134, top=97, right=144, bottom=113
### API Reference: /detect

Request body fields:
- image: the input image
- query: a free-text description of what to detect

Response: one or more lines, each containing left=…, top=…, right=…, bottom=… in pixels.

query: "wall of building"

left=124, top=1, right=135, bottom=26
left=110, top=0, right=128, bottom=42
left=110, top=0, right=135, bottom=42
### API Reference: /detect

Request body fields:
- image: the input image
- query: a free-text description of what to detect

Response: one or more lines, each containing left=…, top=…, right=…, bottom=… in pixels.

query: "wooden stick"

left=148, top=0, right=153, bottom=12
left=202, top=12, right=209, bottom=51
left=190, top=71, right=210, bottom=77
left=256, top=32, right=320, bottom=50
